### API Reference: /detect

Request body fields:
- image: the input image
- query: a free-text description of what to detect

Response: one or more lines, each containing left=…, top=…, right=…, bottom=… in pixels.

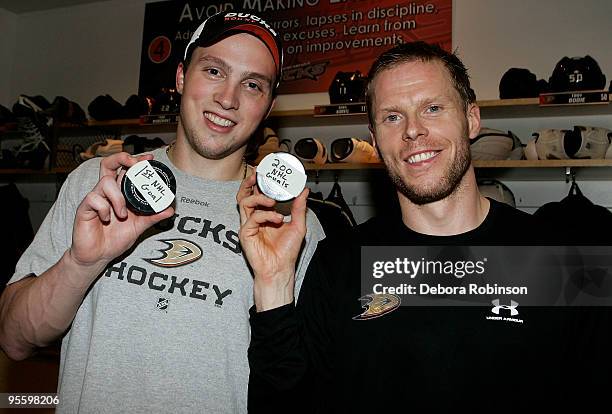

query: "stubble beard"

left=178, top=99, right=270, bottom=161
left=184, top=125, right=243, bottom=160
left=179, top=107, right=248, bottom=161
left=381, top=127, right=472, bottom=206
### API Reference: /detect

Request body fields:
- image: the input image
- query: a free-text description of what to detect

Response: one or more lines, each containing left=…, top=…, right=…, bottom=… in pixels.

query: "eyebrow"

left=197, top=55, right=230, bottom=72
left=196, top=54, right=273, bottom=89
left=378, top=104, right=403, bottom=114
left=378, top=95, right=455, bottom=113
left=244, top=72, right=274, bottom=89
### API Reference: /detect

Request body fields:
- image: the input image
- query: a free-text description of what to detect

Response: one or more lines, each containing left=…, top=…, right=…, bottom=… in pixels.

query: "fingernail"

left=122, top=208, right=127, bottom=217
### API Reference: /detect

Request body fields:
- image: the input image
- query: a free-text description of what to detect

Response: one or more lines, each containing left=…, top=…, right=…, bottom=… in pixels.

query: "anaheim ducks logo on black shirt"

left=144, top=239, right=203, bottom=267
left=353, top=293, right=401, bottom=320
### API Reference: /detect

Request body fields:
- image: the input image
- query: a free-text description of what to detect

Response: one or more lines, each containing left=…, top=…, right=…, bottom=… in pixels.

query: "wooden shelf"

left=474, top=159, right=612, bottom=168
left=303, top=162, right=383, bottom=170
left=54, top=97, right=612, bottom=131
left=477, top=98, right=539, bottom=107
left=58, top=119, right=140, bottom=128
left=57, top=119, right=176, bottom=134
left=300, top=159, right=612, bottom=181
left=42, top=100, right=612, bottom=182
left=270, top=109, right=314, bottom=118
left=0, top=168, right=54, bottom=175
left=478, top=98, right=612, bottom=119
left=0, top=167, right=72, bottom=175
left=473, top=159, right=612, bottom=181
left=303, top=159, right=612, bottom=171
left=3, top=159, right=610, bottom=176
left=87, top=119, right=141, bottom=127
left=273, top=97, right=612, bottom=123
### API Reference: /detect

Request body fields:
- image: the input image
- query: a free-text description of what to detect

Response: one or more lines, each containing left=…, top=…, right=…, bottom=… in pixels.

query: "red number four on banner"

left=148, top=36, right=172, bottom=64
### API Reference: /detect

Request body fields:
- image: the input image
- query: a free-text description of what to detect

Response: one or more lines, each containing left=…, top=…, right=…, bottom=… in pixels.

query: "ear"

left=263, top=97, right=277, bottom=120
left=369, top=125, right=377, bottom=149
left=466, top=103, right=481, bottom=141
left=176, top=63, right=185, bottom=94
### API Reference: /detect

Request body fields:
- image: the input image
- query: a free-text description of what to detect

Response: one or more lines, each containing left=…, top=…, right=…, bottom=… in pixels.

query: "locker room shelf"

left=477, top=97, right=612, bottom=119
left=305, top=160, right=612, bottom=170
left=3, top=155, right=612, bottom=180
left=55, top=97, right=612, bottom=131
left=0, top=167, right=72, bottom=175
left=474, top=159, right=612, bottom=168
left=57, top=119, right=176, bottom=134
left=273, top=97, right=612, bottom=125
left=474, top=159, right=612, bottom=181
left=303, top=160, right=612, bottom=181
left=9, top=99, right=611, bottom=179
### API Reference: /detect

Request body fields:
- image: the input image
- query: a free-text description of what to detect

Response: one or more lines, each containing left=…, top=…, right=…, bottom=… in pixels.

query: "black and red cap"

left=184, top=11, right=283, bottom=88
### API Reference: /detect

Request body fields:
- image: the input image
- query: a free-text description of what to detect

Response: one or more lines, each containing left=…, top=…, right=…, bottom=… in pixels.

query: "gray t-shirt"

left=9, top=148, right=325, bottom=413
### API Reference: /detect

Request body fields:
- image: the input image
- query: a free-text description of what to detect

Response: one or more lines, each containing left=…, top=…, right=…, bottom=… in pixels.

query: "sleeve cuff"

left=249, top=302, right=296, bottom=337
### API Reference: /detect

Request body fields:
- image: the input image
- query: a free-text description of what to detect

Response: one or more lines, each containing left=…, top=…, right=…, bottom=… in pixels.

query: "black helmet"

left=328, top=71, right=366, bottom=104
left=152, top=88, right=181, bottom=114
left=549, top=55, right=606, bottom=92
left=499, top=68, right=548, bottom=99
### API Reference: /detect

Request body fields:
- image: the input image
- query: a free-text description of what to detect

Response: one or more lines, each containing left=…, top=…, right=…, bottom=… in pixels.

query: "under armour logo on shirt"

left=491, top=299, right=519, bottom=316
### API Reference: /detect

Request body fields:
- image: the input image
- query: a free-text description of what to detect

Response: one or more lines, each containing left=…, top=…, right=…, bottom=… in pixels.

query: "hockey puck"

left=121, top=159, right=176, bottom=214
left=256, top=152, right=307, bottom=202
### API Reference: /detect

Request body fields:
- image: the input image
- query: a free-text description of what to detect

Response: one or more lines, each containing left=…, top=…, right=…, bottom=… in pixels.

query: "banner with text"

left=139, top=0, right=452, bottom=97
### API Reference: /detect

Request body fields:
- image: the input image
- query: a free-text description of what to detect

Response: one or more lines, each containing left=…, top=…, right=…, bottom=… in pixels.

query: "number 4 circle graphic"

left=148, top=36, right=172, bottom=64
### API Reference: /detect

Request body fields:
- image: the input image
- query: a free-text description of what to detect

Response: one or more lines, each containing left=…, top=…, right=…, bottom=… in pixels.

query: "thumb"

left=290, top=188, right=309, bottom=232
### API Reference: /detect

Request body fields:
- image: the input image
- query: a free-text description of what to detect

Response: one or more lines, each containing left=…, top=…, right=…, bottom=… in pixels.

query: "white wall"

left=455, top=0, right=612, bottom=100
left=451, top=0, right=612, bottom=220
left=8, top=0, right=150, bottom=108
left=2, top=0, right=612, bottom=228
left=6, top=0, right=612, bottom=108
left=0, top=8, right=18, bottom=107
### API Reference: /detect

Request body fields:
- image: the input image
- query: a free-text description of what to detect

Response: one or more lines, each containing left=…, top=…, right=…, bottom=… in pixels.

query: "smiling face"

left=369, top=59, right=480, bottom=205
left=176, top=33, right=276, bottom=160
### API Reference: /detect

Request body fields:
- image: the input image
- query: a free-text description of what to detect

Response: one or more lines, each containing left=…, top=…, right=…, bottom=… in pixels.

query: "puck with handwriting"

left=256, top=152, right=307, bottom=202
left=121, top=159, right=176, bottom=214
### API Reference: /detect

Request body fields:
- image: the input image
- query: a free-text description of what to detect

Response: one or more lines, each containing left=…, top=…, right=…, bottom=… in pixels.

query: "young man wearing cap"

left=0, top=11, right=323, bottom=413
left=239, top=42, right=611, bottom=411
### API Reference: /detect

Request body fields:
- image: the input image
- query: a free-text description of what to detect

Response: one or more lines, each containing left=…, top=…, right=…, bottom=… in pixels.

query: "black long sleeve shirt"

left=249, top=200, right=612, bottom=412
